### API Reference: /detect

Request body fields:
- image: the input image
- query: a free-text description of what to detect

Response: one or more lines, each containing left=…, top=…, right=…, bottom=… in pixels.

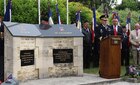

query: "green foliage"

left=69, top=2, right=101, bottom=25
left=70, top=0, right=111, bottom=10
left=116, top=0, right=140, bottom=11
left=108, top=0, right=140, bottom=30
left=69, top=2, right=92, bottom=24
left=0, top=0, right=101, bottom=25
left=12, top=0, right=38, bottom=24
left=108, top=8, right=140, bottom=30
left=0, top=0, right=4, bottom=16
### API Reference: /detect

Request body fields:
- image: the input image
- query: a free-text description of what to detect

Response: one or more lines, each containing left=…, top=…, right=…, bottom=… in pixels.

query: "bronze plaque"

left=20, top=50, right=34, bottom=66
left=53, top=49, right=73, bottom=63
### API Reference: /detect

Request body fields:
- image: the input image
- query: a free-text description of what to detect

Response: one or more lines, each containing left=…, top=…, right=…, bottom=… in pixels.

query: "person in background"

left=0, top=16, right=3, bottom=31
left=130, top=23, right=140, bottom=65
left=0, top=16, right=4, bottom=82
left=82, top=21, right=92, bottom=69
left=121, top=26, right=130, bottom=66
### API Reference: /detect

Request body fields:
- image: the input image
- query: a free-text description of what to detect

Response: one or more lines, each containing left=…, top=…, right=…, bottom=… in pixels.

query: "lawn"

left=84, top=57, right=134, bottom=76
left=84, top=66, right=126, bottom=76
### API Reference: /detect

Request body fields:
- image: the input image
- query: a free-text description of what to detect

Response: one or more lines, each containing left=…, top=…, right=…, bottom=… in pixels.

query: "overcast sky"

left=117, top=0, right=122, bottom=5
left=117, top=0, right=140, bottom=4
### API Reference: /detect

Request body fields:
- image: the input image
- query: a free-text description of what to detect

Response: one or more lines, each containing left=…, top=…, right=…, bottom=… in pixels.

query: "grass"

left=84, top=58, right=134, bottom=76
left=84, top=66, right=126, bottom=76
left=84, top=67, right=99, bottom=75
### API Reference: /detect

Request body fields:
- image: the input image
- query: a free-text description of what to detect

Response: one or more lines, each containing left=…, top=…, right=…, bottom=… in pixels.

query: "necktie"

left=114, top=26, right=117, bottom=36
left=86, top=29, right=89, bottom=33
left=136, top=29, right=138, bottom=38
left=136, top=30, right=138, bottom=36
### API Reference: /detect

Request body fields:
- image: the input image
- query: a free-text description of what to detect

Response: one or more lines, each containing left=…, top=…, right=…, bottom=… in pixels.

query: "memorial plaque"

left=53, top=49, right=73, bottom=63
left=20, top=50, right=34, bottom=66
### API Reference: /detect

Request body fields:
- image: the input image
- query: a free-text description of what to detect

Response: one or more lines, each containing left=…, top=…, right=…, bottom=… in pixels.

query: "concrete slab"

left=20, top=73, right=121, bottom=85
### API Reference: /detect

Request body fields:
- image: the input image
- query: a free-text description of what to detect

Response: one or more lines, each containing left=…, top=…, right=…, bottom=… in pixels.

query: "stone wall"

left=5, top=28, right=83, bottom=81
left=36, top=38, right=83, bottom=78
left=4, top=27, right=14, bottom=78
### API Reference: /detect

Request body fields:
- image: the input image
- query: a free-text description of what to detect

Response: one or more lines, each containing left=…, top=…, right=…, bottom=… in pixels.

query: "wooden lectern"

left=99, top=35, right=121, bottom=79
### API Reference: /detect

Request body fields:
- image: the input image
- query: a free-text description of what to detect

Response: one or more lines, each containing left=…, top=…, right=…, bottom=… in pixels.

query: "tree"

left=108, top=8, right=140, bottom=29
left=69, top=0, right=111, bottom=9
left=115, top=0, right=140, bottom=11
left=12, top=0, right=38, bottom=23
left=0, top=0, right=4, bottom=16
left=0, top=0, right=101, bottom=24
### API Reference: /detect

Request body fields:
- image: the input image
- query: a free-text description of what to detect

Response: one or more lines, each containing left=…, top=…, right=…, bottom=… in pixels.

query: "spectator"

left=121, top=26, right=130, bottom=66
left=0, top=16, right=4, bottom=82
left=82, top=21, right=92, bottom=68
left=130, top=23, right=140, bottom=65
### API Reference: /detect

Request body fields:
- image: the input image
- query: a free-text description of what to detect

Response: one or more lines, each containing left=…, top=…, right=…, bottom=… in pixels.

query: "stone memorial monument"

left=3, top=22, right=83, bottom=81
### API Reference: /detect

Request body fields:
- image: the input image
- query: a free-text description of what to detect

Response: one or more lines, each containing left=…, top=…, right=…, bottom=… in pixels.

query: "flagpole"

left=4, top=0, right=6, bottom=14
left=66, top=0, right=69, bottom=24
left=38, top=0, right=40, bottom=24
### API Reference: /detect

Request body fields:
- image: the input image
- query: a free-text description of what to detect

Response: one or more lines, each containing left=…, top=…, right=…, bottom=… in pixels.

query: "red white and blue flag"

left=91, top=8, right=96, bottom=42
left=76, top=11, right=82, bottom=32
left=126, top=12, right=131, bottom=33
left=56, top=4, right=61, bottom=24
left=48, top=4, right=54, bottom=25
left=126, top=12, right=131, bottom=46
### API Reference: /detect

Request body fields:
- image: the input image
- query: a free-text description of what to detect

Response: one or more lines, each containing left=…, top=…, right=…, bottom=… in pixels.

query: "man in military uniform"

left=93, top=15, right=110, bottom=67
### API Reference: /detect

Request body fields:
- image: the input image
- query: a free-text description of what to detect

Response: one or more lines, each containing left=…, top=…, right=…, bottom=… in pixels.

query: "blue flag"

left=4, top=0, right=12, bottom=21
left=126, top=17, right=131, bottom=24
left=56, top=4, right=61, bottom=24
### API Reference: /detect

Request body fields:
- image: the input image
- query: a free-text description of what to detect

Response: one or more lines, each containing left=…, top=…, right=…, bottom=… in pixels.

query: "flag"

left=5, top=74, right=13, bottom=81
left=48, top=2, right=54, bottom=25
left=56, top=4, right=61, bottom=24
left=4, top=0, right=12, bottom=21
left=126, top=12, right=131, bottom=32
left=112, top=12, right=120, bottom=26
left=91, top=8, right=96, bottom=42
left=126, top=12, right=131, bottom=47
left=76, top=11, right=82, bottom=32
left=7, top=74, right=12, bottom=79
left=48, top=9, right=54, bottom=25
left=38, top=0, right=41, bottom=24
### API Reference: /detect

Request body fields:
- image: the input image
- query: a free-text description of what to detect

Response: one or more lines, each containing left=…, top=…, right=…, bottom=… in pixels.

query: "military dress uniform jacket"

left=97, top=24, right=111, bottom=40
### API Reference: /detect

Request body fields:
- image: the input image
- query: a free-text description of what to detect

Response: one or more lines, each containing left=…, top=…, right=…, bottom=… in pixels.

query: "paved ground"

left=19, top=73, right=140, bottom=85
left=111, top=82, right=140, bottom=85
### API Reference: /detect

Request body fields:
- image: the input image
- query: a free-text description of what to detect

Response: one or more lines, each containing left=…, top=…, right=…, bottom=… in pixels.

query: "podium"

left=99, top=35, right=121, bottom=79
